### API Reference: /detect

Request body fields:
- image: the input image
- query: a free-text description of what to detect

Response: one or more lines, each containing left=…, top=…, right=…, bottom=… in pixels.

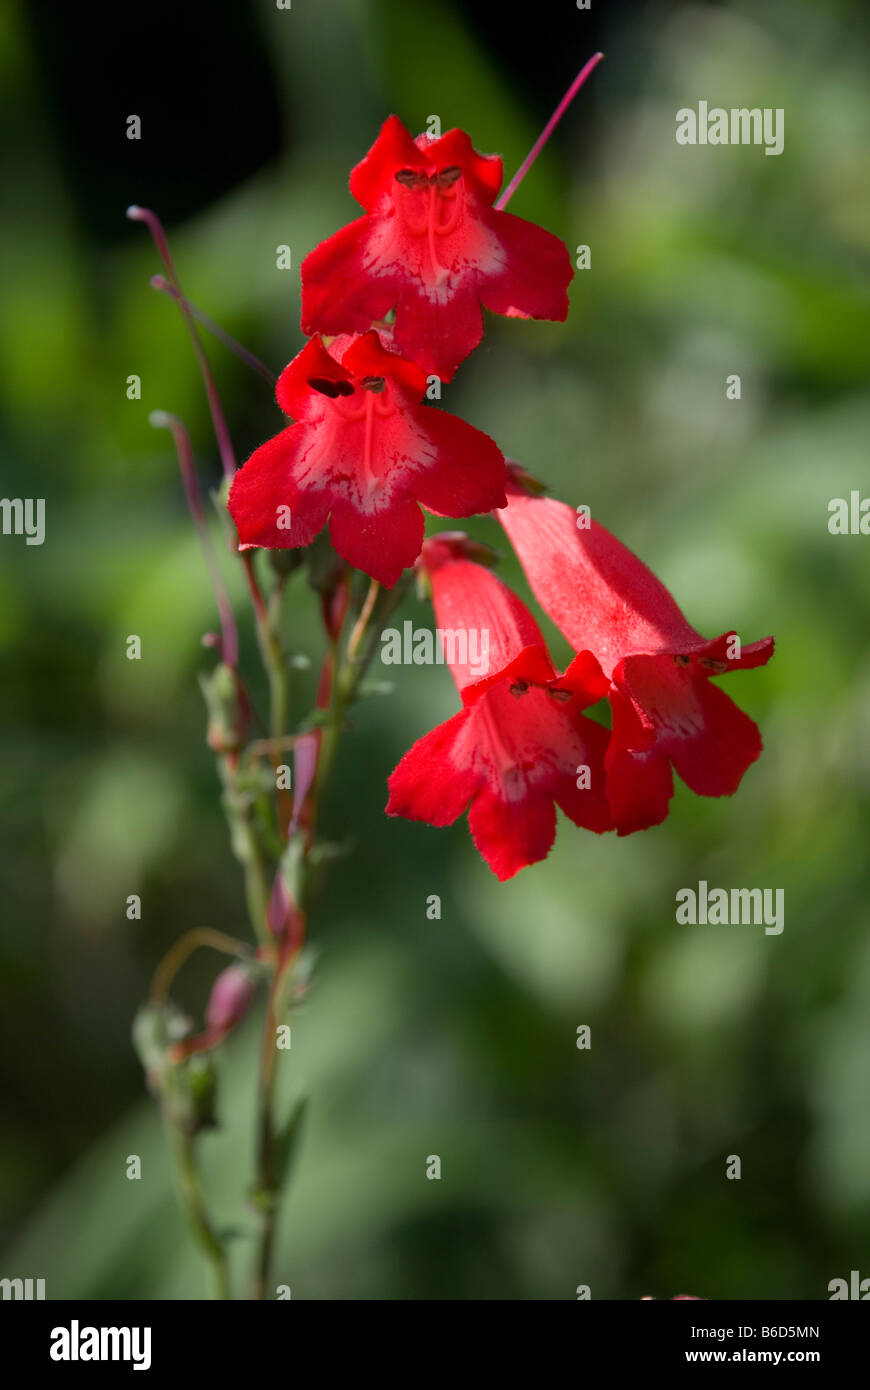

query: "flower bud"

left=199, top=661, right=244, bottom=753
left=205, top=965, right=256, bottom=1035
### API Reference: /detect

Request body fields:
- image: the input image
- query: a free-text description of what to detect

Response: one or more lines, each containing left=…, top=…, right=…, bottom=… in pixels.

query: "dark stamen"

left=395, top=168, right=427, bottom=189
left=308, top=377, right=354, bottom=398
left=437, top=165, right=462, bottom=187
left=510, top=680, right=529, bottom=698
left=700, top=657, right=728, bottom=673
left=548, top=687, right=573, bottom=703
left=361, top=376, right=386, bottom=393
left=673, top=654, right=691, bottom=667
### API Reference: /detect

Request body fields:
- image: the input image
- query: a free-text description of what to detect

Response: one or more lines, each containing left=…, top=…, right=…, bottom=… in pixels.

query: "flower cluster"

left=228, top=114, right=773, bottom=880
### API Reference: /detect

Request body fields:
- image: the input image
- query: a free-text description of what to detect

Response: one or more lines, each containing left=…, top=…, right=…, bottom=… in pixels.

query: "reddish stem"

left=151, top=275, right=277, bottom=388
left=241, top=550, right=268, bottom=627
left=150, top=410, right=239, bottom=670
left=495, top=52, right=604, bottom=211
left=127, top=205, right=237, bottom=479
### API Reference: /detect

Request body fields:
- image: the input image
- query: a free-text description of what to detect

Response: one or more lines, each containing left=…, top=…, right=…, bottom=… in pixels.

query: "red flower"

left=300, top=116, right=573, bottom=383
left=498, top=477, right=774, bottom=834
left=228, top=331, right=506, bottom=588
left=386, top=535, right=612, bottom=879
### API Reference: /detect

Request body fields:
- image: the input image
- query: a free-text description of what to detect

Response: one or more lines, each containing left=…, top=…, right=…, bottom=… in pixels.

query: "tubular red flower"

left=227, top=331, right=506, bottom=588
left=386, top=535, right=612, bottom=879
left=497, top=476, right=774, bottom=834
left=300, top=116, right=573, bottom=383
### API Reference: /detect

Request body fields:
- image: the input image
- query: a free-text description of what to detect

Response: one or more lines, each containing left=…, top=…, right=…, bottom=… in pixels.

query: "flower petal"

left=386, top=707, right=481, bottom=826
left=276, top=335, right=354, bottom=420
left=421, top=542, right=548, bottom=693
left=478, top=210, right=573, bottom=322
left=328, top=495, right=424, bottom=589
left=549, top=714, right=613, bottom=833
left=412, top=407, right=506, bottom=517
left=467, top=783, right=557, bottom=881
left=499, top=484, right=702, bottom=674
left=668, top=678, right=765, bottom=797
left=349, top=114, right=426, bottom=211
left=416, top=127, right=503, bottom=204
left=605, top=748, right=675, bottom=835
left=340, top=330, right=428, bottom=399
left=228, top=427, right=330, bottom=550
left=300, top=217, right=402, bottom=342
left=390, top=280, right=486, bottom=384
left=462, top=644, right=558, bottom=704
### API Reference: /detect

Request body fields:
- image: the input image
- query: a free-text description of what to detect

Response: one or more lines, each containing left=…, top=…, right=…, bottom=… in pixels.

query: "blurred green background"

left=2, top=0, right=869, bottom=1299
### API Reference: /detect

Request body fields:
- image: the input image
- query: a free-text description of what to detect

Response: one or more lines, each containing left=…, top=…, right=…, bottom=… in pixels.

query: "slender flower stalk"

left=167, top=1121, right=231, bottom=1301
left=347, top=579, right=380, bottom=661
left=251, top=965, right=286, bottom=1300
left=151, top=275, right=278, bottom=387
left=495, top=52, right=604, bottom=210
left=127, top=205, right=237, bottom=479
left=140, top=927, right=254, bottom=1301
left=149, top=410, right=239, bottom=669
left=213, top=723, right=274, bottom=948
left=149, top=928, right=252, bottom=1008
left=241, top=551, right=268, bottom=627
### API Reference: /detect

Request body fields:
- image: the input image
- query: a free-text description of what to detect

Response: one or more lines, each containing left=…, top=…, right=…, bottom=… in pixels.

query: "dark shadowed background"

left=2, top=0, right=869, bottom=1299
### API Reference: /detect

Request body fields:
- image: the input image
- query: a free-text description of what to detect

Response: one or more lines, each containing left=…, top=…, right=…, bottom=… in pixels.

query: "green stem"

left=266, top=575, right=290, bottom=744
left=166, top=1118, right=230, bottom=1300
left=218, top=754, right=272, bottom=946
left=314, top=573, right=414, bottom=826
left=245, top=556, right=292, bottom=836
left=248, top=572, right=412, bottom=1299
left=252, top=972, right=282, bottom=1300
left=348, top=573, right=414, bottom=694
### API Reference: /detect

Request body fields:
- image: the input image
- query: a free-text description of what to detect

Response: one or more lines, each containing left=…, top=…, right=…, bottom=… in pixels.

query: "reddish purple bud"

left=205, top=965, right=256, bottom=1035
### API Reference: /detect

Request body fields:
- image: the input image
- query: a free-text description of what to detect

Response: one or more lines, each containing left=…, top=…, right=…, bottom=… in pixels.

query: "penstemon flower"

left=386, top=534, right=612, bottom=879
left=300, top=115, right=574, bottom=382
left=228, top=329, right=506, bottom=587
left=497, top=471, right=775, bottom=834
